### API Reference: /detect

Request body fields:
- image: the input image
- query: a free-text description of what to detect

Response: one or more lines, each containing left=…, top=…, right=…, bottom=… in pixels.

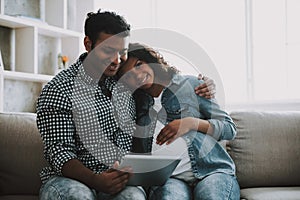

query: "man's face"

left=85, top=32, right=129, bottom=78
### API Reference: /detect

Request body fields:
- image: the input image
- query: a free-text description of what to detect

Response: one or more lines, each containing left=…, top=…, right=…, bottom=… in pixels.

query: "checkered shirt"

left=36, top=53, right=136, bottom=183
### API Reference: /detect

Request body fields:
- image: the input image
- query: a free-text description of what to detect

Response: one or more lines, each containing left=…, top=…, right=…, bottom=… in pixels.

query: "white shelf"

left=0, top=14, right=82, bottom=37
left=3, top=70, right=53, bottom=83
left=0, top=14, right=36, bottom=28
left=38, top=24, right=83, bottom=38
left=0, top=0, right=95, bottom=112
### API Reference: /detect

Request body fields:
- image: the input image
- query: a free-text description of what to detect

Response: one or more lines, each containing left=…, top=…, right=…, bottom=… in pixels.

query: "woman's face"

left=119, top=56, right=154, bottom=90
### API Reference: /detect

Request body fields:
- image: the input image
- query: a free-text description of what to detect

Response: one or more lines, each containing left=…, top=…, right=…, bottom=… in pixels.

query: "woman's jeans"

left=39, top=176, right=146, bottom=200
left=149, top=173, right=240, bottom=200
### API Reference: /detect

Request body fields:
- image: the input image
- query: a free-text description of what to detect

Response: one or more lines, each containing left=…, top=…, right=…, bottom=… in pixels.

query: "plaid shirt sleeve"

left=36, top=83, right=77, bottom=175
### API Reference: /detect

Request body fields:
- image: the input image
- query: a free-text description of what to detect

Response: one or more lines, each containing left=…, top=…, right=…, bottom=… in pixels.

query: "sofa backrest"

left=0, top=112, right=49, bottom=196
left=1, top=111, right=300, bottom=194
left=228, top=111, right=300, bottom=189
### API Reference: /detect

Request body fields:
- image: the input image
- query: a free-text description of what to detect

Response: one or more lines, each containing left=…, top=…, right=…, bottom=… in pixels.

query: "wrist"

left=186, top=117, right=198, bottom=131
left=86, top=172, right=98, bottom=189
left=62, top=159, right=99, bottom=190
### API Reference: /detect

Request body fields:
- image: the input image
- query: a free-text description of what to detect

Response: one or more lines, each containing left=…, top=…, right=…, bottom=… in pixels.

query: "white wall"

left=95, top=0, right=246, bottom=105
left=94, top=0, right=300, bottom=110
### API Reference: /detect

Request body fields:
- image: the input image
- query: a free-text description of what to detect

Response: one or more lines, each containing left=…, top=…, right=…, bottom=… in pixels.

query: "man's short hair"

left=84, top=9, right=131, bottom=46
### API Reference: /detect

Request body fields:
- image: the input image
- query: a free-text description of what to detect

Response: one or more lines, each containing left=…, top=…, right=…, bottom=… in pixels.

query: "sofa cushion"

left=240, top=187, right=300, bottom=200
left=0, top=112, right=48, bottom=196
left=228, top=111, right=300, bottom=188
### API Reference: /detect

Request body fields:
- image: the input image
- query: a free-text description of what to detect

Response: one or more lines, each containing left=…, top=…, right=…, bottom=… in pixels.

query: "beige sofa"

left=227, top=111, right=300, bottom=199
left=0, top=112, right=48, bottom=200
left=0, top=111, right=300, bottom=200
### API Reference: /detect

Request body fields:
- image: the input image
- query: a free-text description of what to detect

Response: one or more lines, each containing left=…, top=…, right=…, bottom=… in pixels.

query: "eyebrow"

left=104, top=46, right=128, bottom=55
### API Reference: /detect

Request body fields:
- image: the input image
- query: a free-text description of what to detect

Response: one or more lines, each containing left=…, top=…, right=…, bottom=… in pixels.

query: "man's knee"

left=39, top=176, right=96, bottom=200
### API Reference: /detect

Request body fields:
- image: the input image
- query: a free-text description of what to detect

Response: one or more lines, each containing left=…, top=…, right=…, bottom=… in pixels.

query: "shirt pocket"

left=163, top=103, right=191, bottom=122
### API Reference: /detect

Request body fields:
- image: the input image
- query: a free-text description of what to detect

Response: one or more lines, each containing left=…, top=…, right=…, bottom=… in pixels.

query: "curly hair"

left=127, top=43, right=179, bottom=81
left=84, top=9, right=131, bottom=47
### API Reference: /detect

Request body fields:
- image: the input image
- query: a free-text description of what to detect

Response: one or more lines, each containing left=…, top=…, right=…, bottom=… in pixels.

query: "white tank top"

left=152, top=92, right=192, bottom=175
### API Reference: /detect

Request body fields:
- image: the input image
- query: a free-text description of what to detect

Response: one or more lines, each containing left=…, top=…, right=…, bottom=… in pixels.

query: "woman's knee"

left=149, top=178, right=192, bottom=200
left=194, top=173, right=240, bottom=200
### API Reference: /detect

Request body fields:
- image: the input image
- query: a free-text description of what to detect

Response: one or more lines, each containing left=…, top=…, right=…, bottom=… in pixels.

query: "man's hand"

left=156, top=118, right=193, bottom=145
left=195, top=74, right=216, bottom=99
left=91, top=161, right=132, bottom=194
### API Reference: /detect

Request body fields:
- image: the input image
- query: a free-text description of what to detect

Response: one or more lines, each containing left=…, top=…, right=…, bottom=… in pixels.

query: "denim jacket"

left=132, top=74, right=237, bottom=178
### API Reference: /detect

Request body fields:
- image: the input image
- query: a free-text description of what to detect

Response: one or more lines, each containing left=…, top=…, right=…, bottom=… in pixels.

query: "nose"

left=131, top=69, right=143, bottom=80
left=136, top=72, right=144, bottom=81
left=125, top=68, right=139, bottom=79
left=111, top=52, right=121, bottom=65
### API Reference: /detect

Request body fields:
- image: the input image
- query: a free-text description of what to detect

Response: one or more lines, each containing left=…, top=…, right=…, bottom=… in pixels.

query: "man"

left=37, top=10, right=214, bottom=199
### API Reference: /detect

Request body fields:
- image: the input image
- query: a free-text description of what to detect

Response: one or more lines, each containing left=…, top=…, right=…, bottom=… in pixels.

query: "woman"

left=118, top=43, right=240, bottom=200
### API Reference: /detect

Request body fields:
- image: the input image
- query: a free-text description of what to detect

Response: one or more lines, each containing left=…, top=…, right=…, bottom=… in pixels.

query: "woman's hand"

left=156, top=117, right=211, bottom=145
left=156, top=118, right=194, bottom=145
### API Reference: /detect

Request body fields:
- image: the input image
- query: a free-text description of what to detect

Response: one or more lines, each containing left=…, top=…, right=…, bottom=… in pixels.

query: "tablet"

left=119, top=154, right=181, bottom=186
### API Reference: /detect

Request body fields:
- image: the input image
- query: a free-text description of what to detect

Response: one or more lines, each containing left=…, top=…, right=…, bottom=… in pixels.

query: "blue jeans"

left=148, top=173, right=240, bottom=200
left=39, top=176, right=146, bottom=200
